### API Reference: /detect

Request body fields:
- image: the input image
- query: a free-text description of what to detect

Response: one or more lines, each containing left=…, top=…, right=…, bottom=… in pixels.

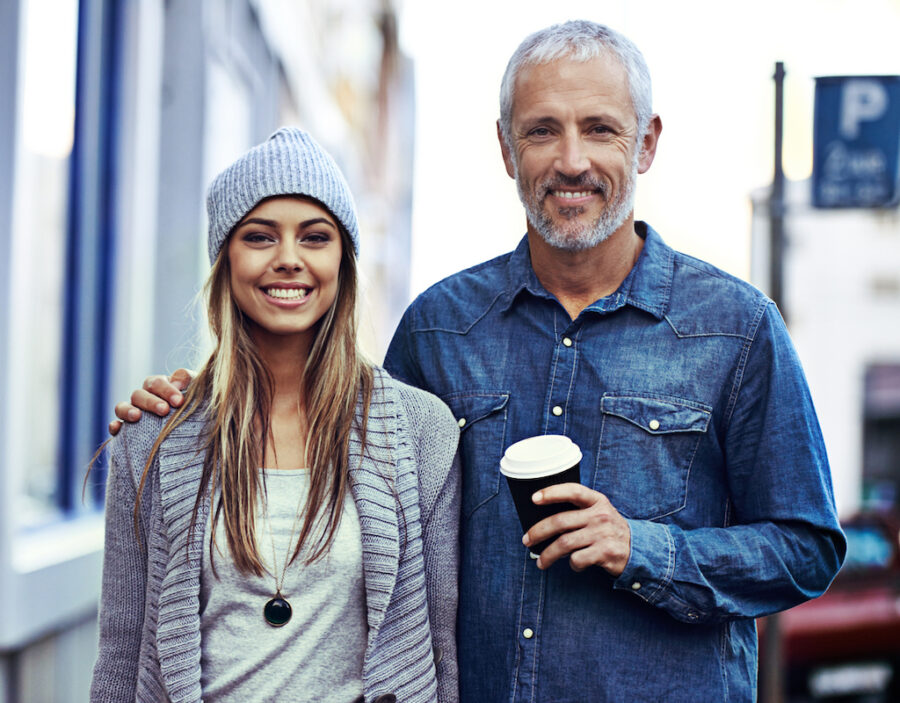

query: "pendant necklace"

left=262, top=482, right=302, bottom=627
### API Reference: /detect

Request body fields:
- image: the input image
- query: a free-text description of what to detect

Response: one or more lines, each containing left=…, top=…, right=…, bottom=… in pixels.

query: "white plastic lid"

left=499, top=435, right=582, bottom=479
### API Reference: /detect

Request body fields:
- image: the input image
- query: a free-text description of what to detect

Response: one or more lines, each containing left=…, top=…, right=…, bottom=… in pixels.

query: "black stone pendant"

left=264, top=594, right=292, bottom=627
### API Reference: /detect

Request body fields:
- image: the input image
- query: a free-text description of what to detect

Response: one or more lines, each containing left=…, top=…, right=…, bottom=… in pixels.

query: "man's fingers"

left=142, top=375, right=183, bottom=408
left=108, top=419, right=123, bottom=436
left=168, top=368, right=193, bottom=395
left=534, top=527, right=589, bottom=569
left=114, top=401, right=142, bottom=422
left=524, top=508, right=582, bottom=549
left=129, top=389, right=172, bottom=416
left=522, top=487, right=631, bottom=575
left=532, top=482, right=600, bottom=508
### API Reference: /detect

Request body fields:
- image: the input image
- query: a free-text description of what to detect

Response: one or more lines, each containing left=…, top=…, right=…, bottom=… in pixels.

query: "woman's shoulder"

left=108, top=413, right=169, bottom=484
left=111, top=404, right=209, bottom=483
left=114, top=412, right=167, bottom=453
left=374, top=367, right=458, bottom=436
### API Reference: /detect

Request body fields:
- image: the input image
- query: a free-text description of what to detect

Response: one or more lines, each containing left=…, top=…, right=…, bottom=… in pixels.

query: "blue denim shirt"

left=384, top=223, right=845, bottom=703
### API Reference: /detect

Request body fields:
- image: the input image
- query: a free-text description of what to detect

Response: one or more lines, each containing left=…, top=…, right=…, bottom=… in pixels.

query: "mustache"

left=539, top=174, right=608, bottom=198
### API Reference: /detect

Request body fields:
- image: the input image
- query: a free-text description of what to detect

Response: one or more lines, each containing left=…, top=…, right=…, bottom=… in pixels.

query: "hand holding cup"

left=500, top=435, right=583, bottom=556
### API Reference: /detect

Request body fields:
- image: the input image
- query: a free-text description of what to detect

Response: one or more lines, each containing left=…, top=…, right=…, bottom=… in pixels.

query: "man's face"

left=502, top=53, right=645, bottom=252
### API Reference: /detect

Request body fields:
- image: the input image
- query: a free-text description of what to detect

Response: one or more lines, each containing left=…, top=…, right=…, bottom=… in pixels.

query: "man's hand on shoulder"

left=108, top=368, right=194, bottom=436
left=523, top=484, right=631, bottom=576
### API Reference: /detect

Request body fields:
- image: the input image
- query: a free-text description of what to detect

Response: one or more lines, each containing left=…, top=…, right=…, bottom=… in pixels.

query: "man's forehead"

left=510, top=53, right=633, bottom=122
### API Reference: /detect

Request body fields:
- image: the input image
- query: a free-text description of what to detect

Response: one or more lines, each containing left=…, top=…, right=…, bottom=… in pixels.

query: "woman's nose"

left=273, top=241, right=303, bottom=272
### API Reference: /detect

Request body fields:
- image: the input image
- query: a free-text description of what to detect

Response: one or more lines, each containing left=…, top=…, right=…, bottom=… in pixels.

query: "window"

left=0, top=0, right=118, bottom=651
left=8, top=0, right=80, bottom=527
left=862, top=363, right=900, bottom=512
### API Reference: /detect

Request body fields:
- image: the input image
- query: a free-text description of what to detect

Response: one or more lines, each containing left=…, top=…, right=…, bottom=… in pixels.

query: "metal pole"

left=761, top=61, right=787, bottom=703
left=770, top=61, right=786, bottom=317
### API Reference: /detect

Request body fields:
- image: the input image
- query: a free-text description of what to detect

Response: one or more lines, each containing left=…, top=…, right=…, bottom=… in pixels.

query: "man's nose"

left=555, top=134, right=590, bottom=177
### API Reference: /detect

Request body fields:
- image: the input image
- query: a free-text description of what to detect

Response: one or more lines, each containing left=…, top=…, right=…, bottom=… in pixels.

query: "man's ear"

left=637, top=114, right=662, bottom=174
left=497, top=120, right=516, bottom=179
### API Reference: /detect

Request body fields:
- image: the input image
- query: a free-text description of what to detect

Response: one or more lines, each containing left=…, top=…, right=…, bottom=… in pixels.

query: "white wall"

left=752, top=180, right=900, bottom=516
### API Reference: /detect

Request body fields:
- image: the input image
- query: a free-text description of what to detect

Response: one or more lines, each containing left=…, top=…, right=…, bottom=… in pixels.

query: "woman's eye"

left=302, top=232, right=330, bottom=244
left=243, top=232, right=274, bottom=244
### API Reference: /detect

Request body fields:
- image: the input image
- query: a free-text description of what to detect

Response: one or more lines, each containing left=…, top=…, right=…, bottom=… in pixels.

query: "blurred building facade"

left=0, top=0, right=414, bottom=700
left=752, top=181, right=900, bottom=519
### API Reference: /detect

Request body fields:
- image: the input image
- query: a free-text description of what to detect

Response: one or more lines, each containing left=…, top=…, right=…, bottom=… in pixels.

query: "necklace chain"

left=263, top=473, right=305, bottom=596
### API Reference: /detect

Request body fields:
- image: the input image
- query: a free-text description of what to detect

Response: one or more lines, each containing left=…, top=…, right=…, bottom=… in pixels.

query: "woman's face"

left=227, top=196, right=343, bottom=349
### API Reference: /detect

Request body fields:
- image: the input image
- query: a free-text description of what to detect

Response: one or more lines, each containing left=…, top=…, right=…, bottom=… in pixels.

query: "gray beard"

left=516, top=156, right=639, bottom=253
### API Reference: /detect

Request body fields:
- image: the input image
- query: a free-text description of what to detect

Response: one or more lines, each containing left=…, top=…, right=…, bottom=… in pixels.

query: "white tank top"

left=199, top=468, right=368, bottom=702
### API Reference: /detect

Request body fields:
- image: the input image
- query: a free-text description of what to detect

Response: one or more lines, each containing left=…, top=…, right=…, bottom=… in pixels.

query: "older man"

left=381, top=20, right=844, bottom=702
left=118, top=20, right=844, bottom=702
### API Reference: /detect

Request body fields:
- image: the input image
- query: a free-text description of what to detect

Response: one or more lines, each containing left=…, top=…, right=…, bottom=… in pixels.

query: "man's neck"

left=527, top=218, right=644, bottom=320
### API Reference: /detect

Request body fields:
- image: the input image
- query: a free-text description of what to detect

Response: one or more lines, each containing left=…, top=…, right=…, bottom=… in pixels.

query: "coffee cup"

left=499, top=435, right=582, bottom=556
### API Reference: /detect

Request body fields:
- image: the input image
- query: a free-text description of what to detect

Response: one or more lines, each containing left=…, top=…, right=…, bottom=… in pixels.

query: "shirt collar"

left=499, top=221, right=674, bottom=319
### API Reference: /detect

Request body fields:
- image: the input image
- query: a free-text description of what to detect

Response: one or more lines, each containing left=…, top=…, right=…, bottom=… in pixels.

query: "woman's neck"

left=251, top=328, right=310, bottom=469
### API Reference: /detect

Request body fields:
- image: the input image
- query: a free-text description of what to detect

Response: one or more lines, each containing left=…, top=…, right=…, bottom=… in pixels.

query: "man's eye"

left=590, top=125, right=612, bottom=135
left=529, top=127, right=551, bottom=137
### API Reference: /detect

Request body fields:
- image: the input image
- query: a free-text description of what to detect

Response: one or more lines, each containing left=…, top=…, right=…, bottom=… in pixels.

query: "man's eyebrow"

left=520, top=114, right=561, bottom=126
left=517, top=113, right=627, bottom=130
left=582, top=114, right=628, bottom=128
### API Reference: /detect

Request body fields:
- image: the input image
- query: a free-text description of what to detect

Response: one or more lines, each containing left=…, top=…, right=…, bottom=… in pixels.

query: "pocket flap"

left=441, top=391, right=510, bottom=431
left=600, top=393, right=711, bottom=434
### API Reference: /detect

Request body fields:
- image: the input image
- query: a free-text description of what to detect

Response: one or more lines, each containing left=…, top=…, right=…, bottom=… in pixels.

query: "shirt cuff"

left=613, top=518, right=675, bottom=604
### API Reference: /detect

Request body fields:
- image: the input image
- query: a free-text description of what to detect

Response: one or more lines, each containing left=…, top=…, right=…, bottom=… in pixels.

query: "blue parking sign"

left=812, top=76, right=900, bottom=208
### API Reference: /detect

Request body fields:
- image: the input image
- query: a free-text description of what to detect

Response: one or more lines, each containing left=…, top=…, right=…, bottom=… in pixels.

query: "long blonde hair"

left=136, top=210, right=374, bottom=575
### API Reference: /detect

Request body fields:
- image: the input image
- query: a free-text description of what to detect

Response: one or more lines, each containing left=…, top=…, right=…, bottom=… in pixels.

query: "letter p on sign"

left=841, top=80, right=889, bottom=140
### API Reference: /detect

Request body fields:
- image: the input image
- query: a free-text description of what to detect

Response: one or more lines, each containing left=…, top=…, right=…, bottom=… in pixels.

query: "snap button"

left=552, top=406, right=563, bottom=416
left=457, top=417, right=466, bottom=428
left=688, top=612, right=698, bottom=620
left=562, top=337, right=573, bottom=347
left=523, top=628, right=534, bottom=639
left=648, top=419, right=660, bottom=431
left=631, top=581, right=642, bottom=590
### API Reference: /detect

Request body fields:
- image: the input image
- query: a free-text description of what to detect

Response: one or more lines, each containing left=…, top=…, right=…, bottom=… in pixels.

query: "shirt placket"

left=511, top=314, right=581, bottom=703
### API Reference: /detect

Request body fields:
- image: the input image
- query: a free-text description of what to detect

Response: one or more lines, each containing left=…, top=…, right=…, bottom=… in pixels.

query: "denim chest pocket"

left=440, top=391, right=510, bottom=518
left=593, top=393, right=712, bottom=520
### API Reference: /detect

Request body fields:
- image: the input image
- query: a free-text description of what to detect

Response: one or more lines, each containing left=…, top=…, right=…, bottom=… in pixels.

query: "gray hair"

left=498, top=20, right=653, bottom=147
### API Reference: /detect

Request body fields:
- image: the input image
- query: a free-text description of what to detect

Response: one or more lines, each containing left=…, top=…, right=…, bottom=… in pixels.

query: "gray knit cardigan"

left=91, top=369, right=460, bottom=703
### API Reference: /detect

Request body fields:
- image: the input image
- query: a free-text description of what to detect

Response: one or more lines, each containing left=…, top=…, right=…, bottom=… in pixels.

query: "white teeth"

left=554, top=190, right=591, bottom=199
left=265, top=287, right=309, bottom=300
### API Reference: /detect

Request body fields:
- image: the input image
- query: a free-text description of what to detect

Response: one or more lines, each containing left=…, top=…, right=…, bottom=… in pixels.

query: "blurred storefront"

left=0, top=1, right=413, bottom=700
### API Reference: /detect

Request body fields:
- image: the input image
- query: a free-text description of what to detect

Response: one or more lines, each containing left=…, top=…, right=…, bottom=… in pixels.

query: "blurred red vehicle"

left=758, top=511, right=900, bottom=702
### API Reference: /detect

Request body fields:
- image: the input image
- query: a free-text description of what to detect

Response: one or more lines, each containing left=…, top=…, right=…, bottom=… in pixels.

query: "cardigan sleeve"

left=396, top=383, right=461, bottom=703
left=90, top=427, right=152, bottom=702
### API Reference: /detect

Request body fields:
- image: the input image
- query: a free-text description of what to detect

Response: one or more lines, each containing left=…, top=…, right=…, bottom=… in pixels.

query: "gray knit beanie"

left=205, top=127, right=360, bottom=264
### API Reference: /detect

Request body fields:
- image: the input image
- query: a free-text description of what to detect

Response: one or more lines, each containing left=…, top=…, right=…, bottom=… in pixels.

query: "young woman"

left=90, top=128, right=460, bottom=703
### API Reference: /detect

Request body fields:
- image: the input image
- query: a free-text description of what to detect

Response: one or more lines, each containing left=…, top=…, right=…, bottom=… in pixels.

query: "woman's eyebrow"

left=237, top=217, right=278, bottom=228
left=298, top=217, right=337, bottom=229
left=236, top=217, right=336, bottom=229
